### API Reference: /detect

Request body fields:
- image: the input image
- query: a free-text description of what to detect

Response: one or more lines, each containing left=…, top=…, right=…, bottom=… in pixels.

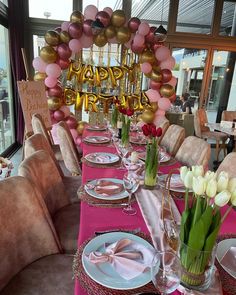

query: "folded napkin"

left=220, top=246, right=236, bottom=274
left=94, top=180, right=123, bottom=196
left=169, top=174, right=184, bottom=188
left=87, top=238, right=155, bottom=280
left=93, top=154, right=110, bottom=163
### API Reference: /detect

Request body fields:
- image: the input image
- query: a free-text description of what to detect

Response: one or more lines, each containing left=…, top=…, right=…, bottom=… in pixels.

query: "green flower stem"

left=144, top=137, right=158, bottom=187
left=185, top=189, right=189, bottom=211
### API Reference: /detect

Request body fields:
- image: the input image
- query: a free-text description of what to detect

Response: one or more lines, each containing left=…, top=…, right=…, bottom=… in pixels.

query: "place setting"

left=86, top=125, right=107, bottom=132
left=83, top=135, right=111, bottom=145
left=83, top=152, right=121, bottom=168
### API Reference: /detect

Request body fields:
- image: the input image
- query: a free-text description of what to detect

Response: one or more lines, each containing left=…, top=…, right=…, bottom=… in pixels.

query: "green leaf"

left=210, top=209, right=221, bottom=233
left=180, top=209, right=190, bottom=244
left=191, top=196, right=202, bottom=227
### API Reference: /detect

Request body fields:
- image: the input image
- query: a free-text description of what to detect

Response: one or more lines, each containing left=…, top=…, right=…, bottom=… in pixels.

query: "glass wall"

left=220, top=1, right=236, bottom=36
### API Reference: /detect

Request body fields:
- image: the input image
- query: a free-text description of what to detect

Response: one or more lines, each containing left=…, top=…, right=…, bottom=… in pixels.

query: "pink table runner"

left=75, top=129, right=236, bottom=295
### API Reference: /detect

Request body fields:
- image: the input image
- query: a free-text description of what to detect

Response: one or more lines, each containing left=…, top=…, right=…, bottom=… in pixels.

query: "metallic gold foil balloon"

left=105, top=25, right=116, bottom=39
left=70, top=11, right=84, bottom=24
left=34, top=72, right=47, bottom=81
left=140, top=49, right=156, bottom=64
left=64, top=88, right=76, bottom=105
left=150, top=69, right=162, bottom=82
left=77, top=121, right=86, bottom=135
left=116, top=27, right=131, bottom=44
left=93, top=32, right=107, bottom=47
left=45, top=30, right=60, bottom=46
left=152, top=65, right=161, bottom=72
left=47, top=97, right=62, bottom=111
left=111, top=10, right=126, bottom=27
left=150, top=102, right=158, bottom=112
left=40, top=46, right=58, bottom=63
left=60, top=31, right=71, bottom=43
left=142, top=109, right=155, bottom=124
left=160, top=84, right=175, bottom=98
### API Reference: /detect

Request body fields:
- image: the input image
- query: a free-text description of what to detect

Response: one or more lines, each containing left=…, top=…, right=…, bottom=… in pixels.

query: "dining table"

left=74, top=126, right=236, bottom=295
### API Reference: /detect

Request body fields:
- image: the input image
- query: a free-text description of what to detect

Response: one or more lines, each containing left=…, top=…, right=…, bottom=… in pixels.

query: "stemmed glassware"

left=122, top=171, right=139, bottom=215
left=151, top=251, right=181, bottom=295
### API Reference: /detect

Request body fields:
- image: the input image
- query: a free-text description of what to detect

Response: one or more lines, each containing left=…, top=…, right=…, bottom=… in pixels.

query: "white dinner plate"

left=158, top=174, right=187, bottom=192
left=129, top=136, right=147, bottom=145
left=85, top=178, right=128, bottom=200
left=216, top=238, right=236, bottom=279
left=138, top=151, right=171, bottom=163
left=87, top=125, right=107, bottom=131
left=84, top=136, right=110, bottom=144
left=82, top=232, right=154, bottom=290
left=85, top=152, right=120, bottom=165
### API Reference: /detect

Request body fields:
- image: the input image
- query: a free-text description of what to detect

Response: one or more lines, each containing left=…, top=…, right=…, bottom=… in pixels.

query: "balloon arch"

left=32, top=5, right=177, bottom=144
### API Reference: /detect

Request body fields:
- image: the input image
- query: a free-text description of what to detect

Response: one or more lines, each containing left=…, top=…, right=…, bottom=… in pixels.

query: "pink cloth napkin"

left=87, top=238, right=155, bottom=280
left=92, top=154, right=110, bottom=163
left=169, top=174, right=184, bottom=188
left=94, top=180, right=123, bottom=196
left=220, top=246, right=236, bottom=273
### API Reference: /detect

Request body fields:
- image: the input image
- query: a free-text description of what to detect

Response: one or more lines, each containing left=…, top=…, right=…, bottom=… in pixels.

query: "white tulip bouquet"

left=179, top=165, right=236, bottom=288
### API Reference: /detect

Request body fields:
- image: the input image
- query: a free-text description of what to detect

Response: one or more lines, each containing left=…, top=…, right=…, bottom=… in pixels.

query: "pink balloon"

left=155, top=109, right=166, bottom=117
left=80, top=34, right=93, bottom=48
left=45, top=77, right=57, bottom=88
left=96, top=11, right=110, bottom=27
left=149, top=80, right=162, bottom=91
left=32, top=57, right=47, bottom=72
left=141, top=62, right=152, bottom=74
left=48, top=85, right=62, bottom=97
left=75, top=136, right=82, bottom=146
left=153, top=115, right=165, bottom=126
left=70, top=128, right=79, bottom=142
left=159, top=56, right=176, bottom=70
left=68, top=23, right=83, bottom=39
left=131, top=42, right=146, bottom=54
left=145, top=26, right=157, bottom=44
left=46, top=63, right=61, bottom=78
left=61, top=21, right=70, bottom=32
left=128, top=17, right=141, bottom=33
left=69, top=39, right=82, bottom=53
left=57, top=43, right=72, bottom=60
left=83, top=19, right=93, bottom=37
left=133, top=34, right=145, bottom=46
left=53, top=110, right=65, bottom=121
left=60, top=105, right=70, bottom=118
left=158, top=97, right=171, bottom=111
left=124, top=38, right=132, bottom=49
left=84, top=5, right=98, bottom=20
left=103, top=7, right=113, bottom=17
left=166, top=76, right=177, bottom=87
left=138, top=22, right=150, bottom=36
left=56, top=58, right=70, bottom=70
left=155, top=46, right=170, bottom=61
left=145, top=89, right=161, bottom=103
left=66, top=116, right=77, bottom=129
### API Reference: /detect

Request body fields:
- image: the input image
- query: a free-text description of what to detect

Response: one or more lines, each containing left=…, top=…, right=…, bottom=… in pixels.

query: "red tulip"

left=151, top=125, right=157, bottom=137
left=156, top=127, right=162, bottom=137
left=126, top=109, right=134, bottom=116
left=142, top=124, right=150, bottom=136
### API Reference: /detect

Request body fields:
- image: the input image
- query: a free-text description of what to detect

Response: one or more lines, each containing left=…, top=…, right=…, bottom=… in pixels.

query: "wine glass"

left=122, top=171, right=139, bottom=215
left=151, top=251, right=181, bottom=295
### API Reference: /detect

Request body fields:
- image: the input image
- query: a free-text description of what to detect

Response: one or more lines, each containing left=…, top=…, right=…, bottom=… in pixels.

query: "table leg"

left=227, top=135, right=235, bottom=154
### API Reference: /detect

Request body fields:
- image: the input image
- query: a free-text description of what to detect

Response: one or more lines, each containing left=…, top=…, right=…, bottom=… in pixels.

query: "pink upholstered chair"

left=221, top=111, right=236, bottom=122
left=57, top=121, right=82, bottom=176
left=160, top=124, right=185, bottom=157
left=216, top=152, right=236, bottom=178
left=194, top=109, right=227, bottom=162
left=157, top=117, right=170, bottom=144
left=18, top=150, right=81, bottom=253
left=175, top=136, right=211, bottom=168
left=31, top=113, right=63, bottom=161
left=0, top=176, right=73, bottom=295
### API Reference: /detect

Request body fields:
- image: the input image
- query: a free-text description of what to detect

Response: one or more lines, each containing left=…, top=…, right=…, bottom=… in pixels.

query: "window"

left=28, top=0, right=72, bottom=20
left=0, top=0, right=7, bottom=6
left=83, top=0, right=121, bottom=11
left=220, top=1, right=236, bottom=36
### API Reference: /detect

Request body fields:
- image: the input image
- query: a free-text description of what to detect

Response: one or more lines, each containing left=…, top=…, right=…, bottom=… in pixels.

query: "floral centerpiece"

left=179, top=166, right=236, bottom=290
left=142, top=123, right=162, bottom=188
left=118, top=107, right=134, bottom=147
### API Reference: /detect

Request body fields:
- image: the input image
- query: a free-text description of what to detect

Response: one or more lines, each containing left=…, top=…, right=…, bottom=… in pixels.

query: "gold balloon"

left=150, top=69, right=162, bottom=82
left=142, top=109, right=155, bottom=124
left=60, top=31, right=71, bottom=43
left=34, top=72, right=47, bottom=81
left=40, top=46, right=58, bottom=64
left=116, top=27, right=131, bottom=44
left=45, top=30, right=60, bottom=46
left=160, top=84, right=175, bottom=98
left=150, top=102, right=158, bottom=112
left=105, top=25, right=117, bottom=39
left=111, top=10, right=126, bottom=27
left=140, top=49, right=156, bottom=64
left=153, top=65, right=161, bottom=72
left=47, top=97, right=62, bottom=111
left=137, top=114, right=143, bottom=123
left=94, top=33, right=107, bottom=47
left=70, top=11, right=84, bottom=23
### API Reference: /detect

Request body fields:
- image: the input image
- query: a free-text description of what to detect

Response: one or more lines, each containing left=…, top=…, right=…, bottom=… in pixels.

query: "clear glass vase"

left=144, top=138, right=158, bottom=189
left=121, top=117, right=130, bottom=147
left=179, top=241, right=216, bottom=291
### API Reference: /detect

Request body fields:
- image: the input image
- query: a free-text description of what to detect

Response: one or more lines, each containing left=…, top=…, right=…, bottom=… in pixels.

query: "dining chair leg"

left=215, top=140, right=220, bottom=162
left=222, top=140, right=227, bottom=158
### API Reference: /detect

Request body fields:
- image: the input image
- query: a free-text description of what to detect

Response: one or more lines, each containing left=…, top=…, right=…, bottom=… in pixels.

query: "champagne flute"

left=122, top=171, right=139, bottom=215
left=151, top=251, right=181, bottom=295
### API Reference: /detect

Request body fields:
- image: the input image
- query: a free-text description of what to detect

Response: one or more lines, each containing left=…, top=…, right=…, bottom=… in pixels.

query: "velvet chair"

left=194, top=109, right=227, bottom=162
left=158, top=117, right=170, bottom=144
left=221, top=111, right=236, bottom=122
left=161, top=124, right=185, bottom=157
left=175, top=136, right=211, bottom=168
left=57, top=121, right=82, bottom=176
left=0, top=176, right=74, bottom=295
left=19, top=150, right=81, bottom=253
left=31, top=113, right=63, bottom=161
left=216, top=152, right=236, bottom=178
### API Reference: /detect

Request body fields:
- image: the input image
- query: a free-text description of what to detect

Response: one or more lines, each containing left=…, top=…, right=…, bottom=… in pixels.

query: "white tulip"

left=206, top=178, right=217, bottom=198
left=192, top=165, right=204, bottom=177
left=228, top=178, right=236, bottom=193
left=217, top=171, right=229, bottom=192
left=184, top=171, right=193, bottom=189
left=204, top=171, right=216, bottom=182
left=214, top=190, right=231, bottom=207
left=180, top=166, right=189, bottom=183
left=231, top=191, right=236, bottom=206
left=192, top=176, right=206, bottom=195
